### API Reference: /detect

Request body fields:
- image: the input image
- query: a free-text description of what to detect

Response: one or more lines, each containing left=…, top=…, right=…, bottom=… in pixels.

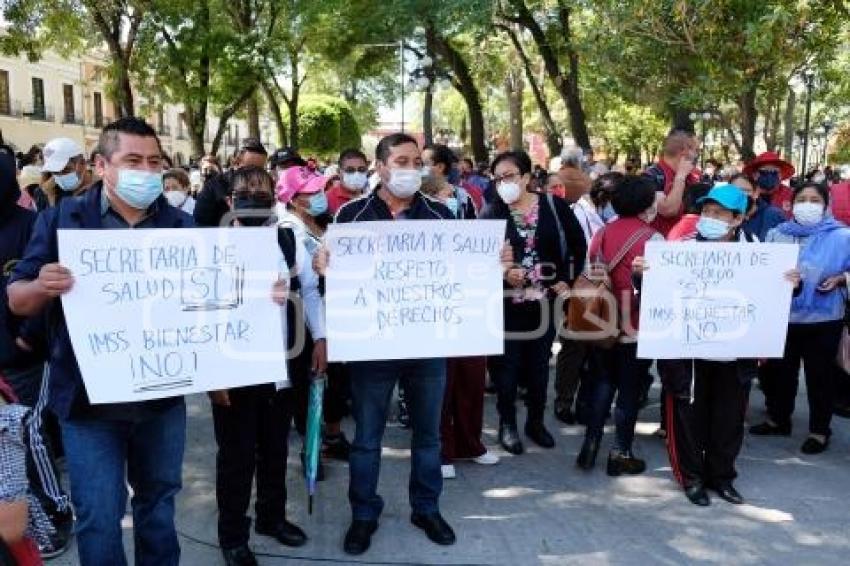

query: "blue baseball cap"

left=696, top=183, right=749, bottom=214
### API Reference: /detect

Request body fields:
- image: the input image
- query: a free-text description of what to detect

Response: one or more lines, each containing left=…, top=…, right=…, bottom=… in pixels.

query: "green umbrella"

left=305, top=373, right=326, bottom=515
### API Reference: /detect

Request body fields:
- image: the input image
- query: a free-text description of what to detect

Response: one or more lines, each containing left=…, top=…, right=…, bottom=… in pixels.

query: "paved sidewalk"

left=53, top=377, right=849, bottom=565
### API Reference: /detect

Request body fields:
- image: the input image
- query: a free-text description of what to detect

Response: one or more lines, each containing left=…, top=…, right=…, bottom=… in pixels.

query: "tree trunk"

left=246, top=91, right=261, bottom=139
left=506, top=71, right=524, bottom=151
left=115, top=63, right=135, bottom=117
left=288, top=55, right=301, bottom=149
left=431, top=31, right=487, bottom=163
left=508, top=0, right=590, bottom=150
left=261, top=80, right=288, bottom=147
left=765, top=98, right=782, bottom=153
left=738, top=86, right=758, bottom=161
left=783, top=88, right=796, bottom=160
left=211, top=86, right=257, bottom=154
left=500, top=24, right=561, bottom=156
left=423, top=86, right=434, bottom=146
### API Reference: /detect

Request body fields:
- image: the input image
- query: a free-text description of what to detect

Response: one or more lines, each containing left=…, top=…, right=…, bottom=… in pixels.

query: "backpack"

left=565, top=227, right=652, bottom=348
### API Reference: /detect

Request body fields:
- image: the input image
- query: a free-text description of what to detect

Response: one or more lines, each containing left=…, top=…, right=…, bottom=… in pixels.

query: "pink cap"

left=277, top=166, right=325, bottom=203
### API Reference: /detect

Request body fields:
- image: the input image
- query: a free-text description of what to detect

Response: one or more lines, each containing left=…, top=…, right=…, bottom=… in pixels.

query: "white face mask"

left=793, top=202, right=825, bottom=226
left=342, top=171, right=368, bottom=192
left=497, top=182, right=522, bottom=204
left=165, top=190, right=188, bottom=208
left=386, top=168, right=421, bottom=198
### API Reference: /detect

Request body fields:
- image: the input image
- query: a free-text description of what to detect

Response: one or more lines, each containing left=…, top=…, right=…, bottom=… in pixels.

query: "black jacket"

left=334, top=188, right=453, bottom=223
left=481, top=193, right=586, bottom=289
left=193, top=170, right=232, bottom=227
left=0, top=146, right=39, bottom=369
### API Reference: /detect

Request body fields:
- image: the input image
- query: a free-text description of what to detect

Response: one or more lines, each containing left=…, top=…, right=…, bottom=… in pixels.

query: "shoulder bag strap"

left=607, top=227, right=653, bottom=272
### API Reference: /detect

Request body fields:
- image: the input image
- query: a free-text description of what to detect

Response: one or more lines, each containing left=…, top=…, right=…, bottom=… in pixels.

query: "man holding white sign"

left=636, top=183, right=798, bottom=507
left=316, top=133, right=508, bottom=556
left=9, top=118, right=233, bottom=566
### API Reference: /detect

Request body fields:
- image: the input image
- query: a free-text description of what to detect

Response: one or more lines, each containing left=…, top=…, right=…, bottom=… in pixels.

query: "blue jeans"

left=348, top=358, right=446, bottom=521
left=61, top=401, right=186, bottom=566
left=585, top=343, right=650, bottom=452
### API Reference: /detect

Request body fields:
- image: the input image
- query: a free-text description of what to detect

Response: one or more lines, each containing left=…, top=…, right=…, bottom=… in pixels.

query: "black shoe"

left=300, top=450, right=326, bottom=482
left=40, top=507, right=74, bottom=559
left=554, top=404, right=576, bottom=425
left=411, top=513, right=456, bottom=546
left=685, top=484, right=711, bottom=506
left=255, top=519, right=308, bottom=547
left=749, top=421, right=791, bottom=436
left=712, top=482, right=744, bottom=505
left=222, top=544, right=258, bottom=566
left=576, top=437, right=600, bottom=470
left=499, top=423, right=524, bottom=455
left=801, top=435, right=830, bottom=454
left=398, top=399, right=411, bottom=428
left=343, top=520, right=378, bottom=555
left=323, top=432, right=351, bottom=461
left=525, top=421, right=555, bottom=449
left=606, top=450, right=646, bottom=476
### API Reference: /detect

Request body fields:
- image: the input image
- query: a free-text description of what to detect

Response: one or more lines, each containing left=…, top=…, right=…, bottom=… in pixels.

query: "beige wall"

left=0, top=49, right=272, bottom=164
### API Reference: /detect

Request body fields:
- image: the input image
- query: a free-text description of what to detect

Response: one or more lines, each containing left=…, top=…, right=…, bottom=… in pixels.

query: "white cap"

left=43, top=137, right=84, bottom=173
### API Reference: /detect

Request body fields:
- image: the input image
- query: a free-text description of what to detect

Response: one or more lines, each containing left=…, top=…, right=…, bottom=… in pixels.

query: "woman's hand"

left=817, top=274, right=846, bottom=293
left=208, top=390, right=231, bottom=407
left=505, top=268, right=525, bottom=288
left=313, top=246, right=329, bottom=276
left=311, top=339, right=328, bottom=374
left=272, top=277, right=288, bottom=306
left=551, top=281, right=570, bottom=296
left=785, top=268, right=802, bottom=289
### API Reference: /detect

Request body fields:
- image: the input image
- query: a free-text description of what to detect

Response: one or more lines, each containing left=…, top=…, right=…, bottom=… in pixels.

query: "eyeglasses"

left=343, top=166, right=368, bottom=174
left=494, top=171, right=521, bottom=183
left=232, top=190, right=273, bottom=204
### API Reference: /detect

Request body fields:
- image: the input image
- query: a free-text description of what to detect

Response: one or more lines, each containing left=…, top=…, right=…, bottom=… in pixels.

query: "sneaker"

left=441, top=464, right=457, bottom=479
left=472, top=450, right=500, bottom=465
left=323, top=432, right=351, bottom=461
left=40, top=508, right=73, bottom=559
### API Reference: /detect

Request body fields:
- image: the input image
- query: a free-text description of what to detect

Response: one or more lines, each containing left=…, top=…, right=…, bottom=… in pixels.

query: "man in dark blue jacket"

left=8, top=118, right=193, bottom=566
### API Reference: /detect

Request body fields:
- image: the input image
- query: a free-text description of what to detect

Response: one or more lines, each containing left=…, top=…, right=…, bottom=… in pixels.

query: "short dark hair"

left=793, top=181, right=830, bottom=205
left=239, top=137, right=267, bottom=156
left=611, top=175, right=656, bottom=217
left=99, top=117, right=161, bottom=160
left=231, top=165, right=274, bottom=195
left=163, top=168, right=190, bottom=189
left=375, top=133, right=418, bottom=164
left=683, top=182, right=712, bottom=215
left=460, top=157, right=474, bottom=169
left=338, top=148, right=367, bottom=166
left=424, top=143, right=457, bottom=170
left=490, top=150, right=532, bottom=177
left=589, top=172, right=624, bottom=207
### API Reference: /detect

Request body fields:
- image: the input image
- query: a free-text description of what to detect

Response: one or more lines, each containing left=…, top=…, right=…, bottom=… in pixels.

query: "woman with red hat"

left=743, top=152, right=796, bottom=219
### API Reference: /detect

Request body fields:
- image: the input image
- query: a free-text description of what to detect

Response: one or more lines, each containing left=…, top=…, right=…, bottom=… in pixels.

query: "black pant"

left=762, top=321, right=843, bottom=435
left=213, top=384, right=293, bottom=549
left=554, top=337, right=587, bottom=411
left=666, top=361, right=749, bottom=488
left=488, top=301, right=555, bottom=426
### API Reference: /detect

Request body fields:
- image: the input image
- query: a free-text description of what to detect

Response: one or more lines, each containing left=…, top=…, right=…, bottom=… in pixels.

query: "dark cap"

left=269, top=147, right=306, bottom=168
left=239, top=137, right=267, bottom=155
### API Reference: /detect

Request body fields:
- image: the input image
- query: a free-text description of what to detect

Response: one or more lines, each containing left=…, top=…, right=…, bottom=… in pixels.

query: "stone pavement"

left=52, top=374, right=850, bottom=565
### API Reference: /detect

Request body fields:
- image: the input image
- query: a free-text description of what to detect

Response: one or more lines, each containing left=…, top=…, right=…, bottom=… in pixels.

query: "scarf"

left=776, top=216, right=843, bottom=239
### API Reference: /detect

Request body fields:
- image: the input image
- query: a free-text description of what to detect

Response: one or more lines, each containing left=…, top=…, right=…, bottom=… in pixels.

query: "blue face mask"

left=756, top=170, right=780, bottom=191
left=445, top=197, right=459, bottom=217
left=696, top=216, right=731, bottom=240
left=114, top=169, right=163, bottom=209
left=306, top=191, right=328, bottom=217
left=600, top=202, right=616, bottom=222
left=54, top=171, right=80, bottom=192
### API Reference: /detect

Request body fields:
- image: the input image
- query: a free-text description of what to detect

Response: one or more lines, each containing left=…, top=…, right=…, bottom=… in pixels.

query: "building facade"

left=0, top=48, right=275, bottom=165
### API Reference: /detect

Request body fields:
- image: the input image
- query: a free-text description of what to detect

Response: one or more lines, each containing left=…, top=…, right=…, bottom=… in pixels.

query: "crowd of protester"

left=2, top=120, right=850, bottom=566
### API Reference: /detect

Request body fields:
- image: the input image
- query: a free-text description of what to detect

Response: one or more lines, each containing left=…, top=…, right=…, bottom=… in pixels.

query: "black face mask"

left=233, top=194, right=273, bottom=226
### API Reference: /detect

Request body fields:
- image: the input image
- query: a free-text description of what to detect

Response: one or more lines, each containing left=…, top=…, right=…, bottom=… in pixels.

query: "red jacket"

left=643, top=160, right=701, bottom=236
left=769, top=184, right=794, bottom=219
left=326, top=180, right=360, bottom=215
left=667, top=214, right=699, bottom=242
left=830, top=182, right=850, bottom=225
left=589, top=217, right=659, bottom=336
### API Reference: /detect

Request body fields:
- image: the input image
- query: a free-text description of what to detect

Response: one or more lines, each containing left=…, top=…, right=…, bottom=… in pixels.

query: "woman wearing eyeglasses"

left=481, top=150, right=586, bottom=455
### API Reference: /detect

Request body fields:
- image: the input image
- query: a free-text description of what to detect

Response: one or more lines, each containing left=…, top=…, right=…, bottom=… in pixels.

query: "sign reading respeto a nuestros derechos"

left=637, top=241, right=799, bottom=360
left=58, top=228, right=288, bottom=403
left=325, top=219, right=506, bottom=362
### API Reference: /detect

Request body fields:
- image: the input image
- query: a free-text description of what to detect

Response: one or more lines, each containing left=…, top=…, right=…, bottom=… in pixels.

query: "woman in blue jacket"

left=751, top=182, right=850, bottom=454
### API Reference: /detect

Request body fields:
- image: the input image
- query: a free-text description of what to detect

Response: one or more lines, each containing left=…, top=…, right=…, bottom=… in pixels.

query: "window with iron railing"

left=31, top=77, right=45, bottom=120
left=63, top=84, right=76, bottom=124
left=0, top=70, right=10, bottom=115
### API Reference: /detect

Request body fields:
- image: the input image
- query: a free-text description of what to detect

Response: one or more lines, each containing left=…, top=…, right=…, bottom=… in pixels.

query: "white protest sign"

left=325, top=219, right=506, bottom=362
left=59, top=228, right=288, bottom=403
left=637, top=241, right=799, bottom=359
